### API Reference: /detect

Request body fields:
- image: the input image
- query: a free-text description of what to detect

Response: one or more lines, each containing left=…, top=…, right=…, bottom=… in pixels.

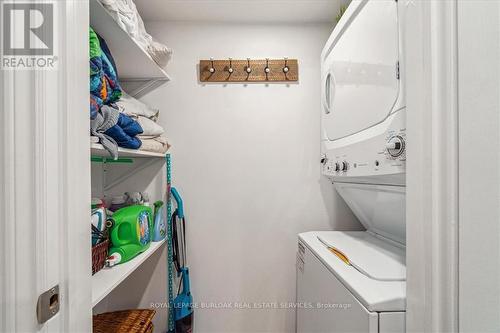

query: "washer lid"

left=299, top=231, right=406, bottom=312
left=317, top=232, right=406, bottom=281
left=321, top=0, right=400, bottom=141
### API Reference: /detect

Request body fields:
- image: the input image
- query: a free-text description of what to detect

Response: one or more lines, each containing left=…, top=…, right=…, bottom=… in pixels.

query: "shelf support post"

left=166, top=154, right=175, bottom=332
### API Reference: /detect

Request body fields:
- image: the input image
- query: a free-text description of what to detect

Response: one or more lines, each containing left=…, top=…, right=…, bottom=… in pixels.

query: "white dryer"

left=297, top=0, right=406, bottom=332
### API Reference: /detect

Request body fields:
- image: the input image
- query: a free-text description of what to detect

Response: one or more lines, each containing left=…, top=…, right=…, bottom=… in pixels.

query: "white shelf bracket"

left=103, top=158, right=163, bottom=192
left=120, top=78, right=169, bottom=98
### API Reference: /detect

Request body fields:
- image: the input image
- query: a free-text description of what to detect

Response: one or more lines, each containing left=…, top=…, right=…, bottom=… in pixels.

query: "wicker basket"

left=93, top=309, right=156, bottom=333
left=91, top=239, right=109, bottom=275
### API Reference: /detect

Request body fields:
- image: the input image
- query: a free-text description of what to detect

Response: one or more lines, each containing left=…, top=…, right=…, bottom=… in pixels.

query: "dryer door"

left=322, top=0, right=400, bottom=141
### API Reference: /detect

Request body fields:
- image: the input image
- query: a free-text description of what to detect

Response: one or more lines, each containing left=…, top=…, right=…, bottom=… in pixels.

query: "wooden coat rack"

left=199, top=58, right=298, bottom=82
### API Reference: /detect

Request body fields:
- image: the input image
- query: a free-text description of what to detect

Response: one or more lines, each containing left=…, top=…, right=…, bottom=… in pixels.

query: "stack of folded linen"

left=116, top=92, right=171, bottom=154
left=90, top=27, right=145, bottom=159
left=98, top=0, right=172, bottom=68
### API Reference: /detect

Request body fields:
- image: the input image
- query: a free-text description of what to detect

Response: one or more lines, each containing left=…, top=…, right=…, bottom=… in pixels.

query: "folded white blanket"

left=139, top=135, right=171, bottom=154
left=99, top=0, right=172, bottom=68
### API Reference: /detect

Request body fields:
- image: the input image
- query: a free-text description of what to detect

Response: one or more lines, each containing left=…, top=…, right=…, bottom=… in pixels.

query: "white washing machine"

left=297, top=0, right=406, bottom=332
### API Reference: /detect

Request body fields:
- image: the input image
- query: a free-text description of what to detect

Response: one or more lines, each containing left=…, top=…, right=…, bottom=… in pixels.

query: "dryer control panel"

left=385, top=134, right=406, bottom=159
left=321, top=110, right=406, bottom=185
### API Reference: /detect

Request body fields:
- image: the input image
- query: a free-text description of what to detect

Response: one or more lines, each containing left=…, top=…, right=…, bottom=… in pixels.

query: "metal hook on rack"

left=283, top=57, right=290, bottom=74
left=209, top=57, right=215, bottom=74
left=228, top=57, right=234, bottom=74
left=245, top=58, right=252, bottom=74
left=264, top=58, right=270, bottom=79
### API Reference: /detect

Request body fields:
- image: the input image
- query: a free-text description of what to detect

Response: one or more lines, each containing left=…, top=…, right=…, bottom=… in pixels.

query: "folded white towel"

left=116, top=92, right=159, bottom=120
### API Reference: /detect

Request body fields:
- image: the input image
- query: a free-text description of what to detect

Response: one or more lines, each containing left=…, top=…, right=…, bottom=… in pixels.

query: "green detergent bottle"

left=106, top=205, right=153, bottom=266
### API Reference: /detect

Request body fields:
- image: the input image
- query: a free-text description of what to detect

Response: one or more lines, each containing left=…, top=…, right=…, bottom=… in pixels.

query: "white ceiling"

left=134, top=0, right=346, bottom=24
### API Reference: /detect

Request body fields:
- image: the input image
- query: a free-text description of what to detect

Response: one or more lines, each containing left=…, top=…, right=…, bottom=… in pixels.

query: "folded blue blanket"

left=91, top=105, right=143, bottom=158
left=105, top=112, right=143, bottom=149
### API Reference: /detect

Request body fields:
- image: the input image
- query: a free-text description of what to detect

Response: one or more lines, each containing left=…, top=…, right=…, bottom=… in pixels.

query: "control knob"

left=334, top=162, right=341, bottom=172
left=320, top=155, right=327, bottom=165
left=341, top=161, right=348, bottom=171
left=386, top=136, right=405, bottom=157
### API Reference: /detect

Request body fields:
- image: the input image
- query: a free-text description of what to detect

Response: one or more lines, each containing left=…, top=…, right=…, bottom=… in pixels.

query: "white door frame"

left=0, top=1, right=90, bottom=332
left=406, top=0, right=500, bottom=331
left=404, top=0, right=459, bottom=332
left=457, top=1, right=500, bottom=332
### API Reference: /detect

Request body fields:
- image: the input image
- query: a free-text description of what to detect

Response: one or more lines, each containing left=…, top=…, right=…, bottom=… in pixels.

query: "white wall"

left=141, top=22, right=360, bottom=332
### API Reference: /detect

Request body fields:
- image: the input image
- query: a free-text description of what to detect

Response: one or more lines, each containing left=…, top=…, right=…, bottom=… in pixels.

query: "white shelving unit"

left=91, top=143, right=166, bottom=159
left=89, top=0, right=172, bottom=318
left=89, top=0, right=170, bottom=97
left=89, top=0, right=170, bottom=81
left=90, top=144, right=169, bottom=307
left=92, top=240, right=166, bottom=306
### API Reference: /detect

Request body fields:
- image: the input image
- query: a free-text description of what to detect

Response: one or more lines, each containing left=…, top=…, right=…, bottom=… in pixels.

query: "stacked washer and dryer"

left=297, top=0, right=406, bottom=332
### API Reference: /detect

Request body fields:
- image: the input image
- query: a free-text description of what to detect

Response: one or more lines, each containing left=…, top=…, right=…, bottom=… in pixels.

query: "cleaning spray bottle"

left=153, top=200, right=166, bottom=242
